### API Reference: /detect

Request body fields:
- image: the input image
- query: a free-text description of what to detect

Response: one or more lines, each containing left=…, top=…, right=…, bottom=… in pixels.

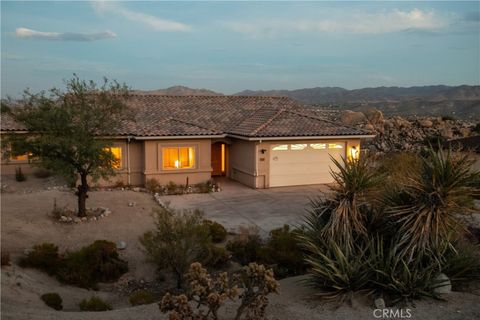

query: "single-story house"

left=1, top=95, right=374, bottom=188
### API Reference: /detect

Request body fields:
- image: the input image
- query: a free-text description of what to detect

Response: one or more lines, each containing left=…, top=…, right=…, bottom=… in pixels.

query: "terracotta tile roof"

left=1, top=95, right=370, bottom=138
left=0, top=113, right=27, bottom=131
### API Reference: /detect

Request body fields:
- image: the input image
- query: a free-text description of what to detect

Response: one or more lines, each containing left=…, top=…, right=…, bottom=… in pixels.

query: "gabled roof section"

left=0, top=113, right=27, bottom=132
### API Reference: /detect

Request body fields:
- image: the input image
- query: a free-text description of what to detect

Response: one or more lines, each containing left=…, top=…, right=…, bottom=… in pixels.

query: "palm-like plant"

left=387, top=147, right=479, bottom=262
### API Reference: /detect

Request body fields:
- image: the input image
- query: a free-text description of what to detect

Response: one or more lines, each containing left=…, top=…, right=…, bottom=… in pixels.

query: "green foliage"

left=19, top=243, right=60, bottom=275
left=204, top=219, right=228, bottom=243
left=262, top=225, right=307, bottom=278
left=140, top=205, right=212, bottom=288
left=33, top=168, right=53, bottom=179
left=226, top=232, right=264, bottom=266
left=203, top=244, right=230, bottom=268
left=15, top=167, right=26, bottom=182
left=166, top=181, right=179, bottom=194
left=1, top=101, right=11, bottom=114
left=79, top=296, right=112, bottom=312
left=129, top=290, right=155, bottom=306
left=56, top=240, right=128, bottom=289
left=20, top=241, right=127, bottom=289
left=386, top=147, right=479, bottom=261
left=145, top=178, right=162, bottom=193
left=41, top=293, right=63, bottom=310
left=7, top=76, right=129, bottom=216
left=441, top=243, right=480, bottom=287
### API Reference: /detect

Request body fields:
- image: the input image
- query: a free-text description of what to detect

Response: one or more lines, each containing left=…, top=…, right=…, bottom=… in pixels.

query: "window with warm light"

left=272, top=145, right=288, bottom=151
left=162, top=147, right=195, bottom=169
left=9, top=153, right=28, bottom=161
left=105, top=147, right=122, bottom=169
left=310, top=143, right=326, bottom=150
left=291, top=144, right=307, bottom=150
left=328, top=143, right=344, bottom=149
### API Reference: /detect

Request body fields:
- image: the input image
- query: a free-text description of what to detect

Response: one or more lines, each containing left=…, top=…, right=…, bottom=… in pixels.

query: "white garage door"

left=269, top=142, right=345, bottom=187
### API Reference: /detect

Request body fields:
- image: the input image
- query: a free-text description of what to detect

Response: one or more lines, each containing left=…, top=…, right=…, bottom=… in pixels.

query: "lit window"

left=105, top=147, right=122, bottom=169
left=310, top=143, right=326, bottom=150
left=328, top=143, right=344, bottom=149
left=10, top=154, right=28, bottom=161
left=163, top=147, right=195, bottom=169
left=272, top=145, right=288, bottom=151
left=291, top=144, right=307, bottom=150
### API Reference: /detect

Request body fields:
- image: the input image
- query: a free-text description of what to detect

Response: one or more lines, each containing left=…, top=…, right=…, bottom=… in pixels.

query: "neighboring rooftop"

left=1, top=95, right=370, bottom=138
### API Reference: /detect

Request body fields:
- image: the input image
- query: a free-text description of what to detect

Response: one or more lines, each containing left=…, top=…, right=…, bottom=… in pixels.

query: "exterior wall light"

left=350, top=146, right=359, bottom=160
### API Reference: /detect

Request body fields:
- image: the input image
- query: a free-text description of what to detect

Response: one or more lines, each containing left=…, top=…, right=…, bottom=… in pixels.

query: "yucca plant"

left=306, top=155, right=383, bottom=255
left=386, top=146, right=479, bottom=262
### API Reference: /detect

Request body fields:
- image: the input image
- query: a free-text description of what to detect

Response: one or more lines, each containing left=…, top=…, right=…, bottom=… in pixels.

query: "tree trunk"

left=77, top=173, right=89, bottom=217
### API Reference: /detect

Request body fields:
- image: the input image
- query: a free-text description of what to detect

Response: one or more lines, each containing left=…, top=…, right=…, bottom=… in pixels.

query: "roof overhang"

left=226, top=134, right=376, bottom=141
left=134, top=134, right=227, bottom=140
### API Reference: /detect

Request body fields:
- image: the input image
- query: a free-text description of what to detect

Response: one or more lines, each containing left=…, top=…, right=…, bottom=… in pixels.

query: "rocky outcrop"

left=337, top=109, right=477, bottom=153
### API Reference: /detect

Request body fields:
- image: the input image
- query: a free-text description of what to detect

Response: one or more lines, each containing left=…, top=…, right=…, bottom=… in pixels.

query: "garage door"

left=269, top=142, right=345, bottom=187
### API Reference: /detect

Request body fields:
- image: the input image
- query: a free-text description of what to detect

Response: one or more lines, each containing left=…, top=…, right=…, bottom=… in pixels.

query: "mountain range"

left=136, top=85, right=480, bottom=119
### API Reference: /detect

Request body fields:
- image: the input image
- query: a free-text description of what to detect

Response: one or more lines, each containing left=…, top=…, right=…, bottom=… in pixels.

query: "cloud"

left=91, top=1, right=190, bottom=32
left=15, top=28, right=116, bottom=41
left=224, top=9, right=449, bottom=38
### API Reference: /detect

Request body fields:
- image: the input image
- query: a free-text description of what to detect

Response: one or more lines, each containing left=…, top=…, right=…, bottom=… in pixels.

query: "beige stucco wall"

left=143, top=139, right=212, bottom=185
left=228, top=138, right=362, bottom=189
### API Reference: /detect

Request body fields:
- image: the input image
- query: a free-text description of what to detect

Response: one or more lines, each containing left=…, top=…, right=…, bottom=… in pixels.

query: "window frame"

left=161, top=145, right=197, bottom=171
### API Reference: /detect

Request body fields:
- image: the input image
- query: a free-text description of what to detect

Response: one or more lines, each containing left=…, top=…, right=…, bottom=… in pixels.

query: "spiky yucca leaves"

left=386, top=147, right=479, bottom=262
left=306, top=156, right=383, bottom=255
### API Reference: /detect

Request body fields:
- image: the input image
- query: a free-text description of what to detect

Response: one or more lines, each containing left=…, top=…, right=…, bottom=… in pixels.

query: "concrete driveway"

left=160, top=178, right=329, bottom=236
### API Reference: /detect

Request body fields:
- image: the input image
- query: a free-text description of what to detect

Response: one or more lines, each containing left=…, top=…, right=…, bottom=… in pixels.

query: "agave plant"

left=386, top=146, right=479, bottom=262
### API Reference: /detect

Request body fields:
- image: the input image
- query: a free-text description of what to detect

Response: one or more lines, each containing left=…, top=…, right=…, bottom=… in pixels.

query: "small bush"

left=41, top=293, right=63, bottom=310
left=145, top=178, right=161, bottom=193
left=195, top=182, right=211, bottom=193
left=226, top=233, right=264, bottom=265
left=79, top=296, right=112, bottom=312
left=19, top=243, right=60, bottom=275
left=129, top=290, right=155, bottom=306
left=204, top=220, right=227, bottom=243
left=34, top=168, right=53, bottom=179
left=56, top=240, right=128, bottom=289
left=1, top=251, right=11, bottom=266
left=442, top=115, right=456, bottom=121
left=15, top=167, right=26, bottom=182
left=166, top=181, right=179, bottom=194
left=473, top=123, right=480, bottom=134
left=203, top=244, right=230, bottom=268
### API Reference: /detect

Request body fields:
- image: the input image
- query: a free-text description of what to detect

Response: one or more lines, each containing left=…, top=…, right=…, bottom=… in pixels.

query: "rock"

left=128, top=202, right=136, bottom=207
left=364, top=124, right=375, bottom=132
left=132, top=187, right=141, bottom=192
left=433, top=273, right=451, bottom=294
left=116, top=241, right=127, bottom=250
left=374, top=297, right=385, bottom=309
left=74, top=217, right=81, bottom=223
left=340, top=110, right=367, bottom=125
left=419, top=119, right=433, bottom=128
left=23, top=248, right=33, bottom=255
left=364, top=108, right=384, bottom=125
left=80, top=217, right=87, bottom=222
left=441, top=128, right=453, bottom=139
left=60, top=215, right=68, bottom=222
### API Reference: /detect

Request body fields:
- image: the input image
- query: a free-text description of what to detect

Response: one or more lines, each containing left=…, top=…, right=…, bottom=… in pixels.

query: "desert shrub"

left=1, top=251, right=11, bottom=266
left=204, top=219, right=228, bottom=243
left=166, top=181, right=179, bottom=194
left=79, top=296, right=112, bottom=312
left=129, top=290, right=155, bottom=306
left=441, top=242, right=480, bottom=287
left=41, top=293, right=63, bottom=310
left=19, top=243, right=60, bottom=275
left=56, top=240, right=128, bottom=289
left=226, top=232, right=264, bottom=266
left=34, top=168, right=53, bottom=179
left=203, top=244, right=230, bottom=268
left=378, top=152, right=422, bottom=186
left=159, top=262, right=278, bottom=320
left=145, top=178, right=161, bottom=193
left=441, top=115, right=456, bottom=121
left=262, top=225, right=307, bottom=278
left=195, top=182, right=211, bottom=193
left=140, top=205, right=211, bottom=288
left=113, top=180, right=126, bottom=188
left=50, top=199, right=65, bottom=220
left=473, top=123, right=480, bottom=134
left=15, top=167, right=26, bottom=182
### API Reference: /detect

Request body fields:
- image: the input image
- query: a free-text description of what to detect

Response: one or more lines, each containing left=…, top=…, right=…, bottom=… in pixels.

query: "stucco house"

left=1, top=95, right=373, bottom=188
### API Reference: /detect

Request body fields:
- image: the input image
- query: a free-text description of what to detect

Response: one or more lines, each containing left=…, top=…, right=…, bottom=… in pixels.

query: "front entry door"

left=211, top=143, right=225, bottom=176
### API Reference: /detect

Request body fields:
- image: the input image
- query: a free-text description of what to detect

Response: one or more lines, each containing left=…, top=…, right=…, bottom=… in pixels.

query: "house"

left=1, top=95, right=374, bottom=188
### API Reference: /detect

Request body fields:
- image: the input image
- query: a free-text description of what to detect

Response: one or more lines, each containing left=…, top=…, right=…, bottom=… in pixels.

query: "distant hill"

left=235, top=85, right=480, bottom=119
left=133, top=85, right=223, bottom=96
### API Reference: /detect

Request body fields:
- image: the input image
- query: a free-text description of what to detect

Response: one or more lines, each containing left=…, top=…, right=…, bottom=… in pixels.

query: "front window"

left=9, top=153, right=28, bottom=161
left=162, top=147, right=195, bottom=169
left=105, top=147, right=122, bottom=169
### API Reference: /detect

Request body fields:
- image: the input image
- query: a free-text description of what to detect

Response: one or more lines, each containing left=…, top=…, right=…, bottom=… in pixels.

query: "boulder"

left=364, top=124, right=375, bottom=132
left=419, top=119, right=433, bottom=128
left=340, top=110, right=367, bottom=126
left=433, top=273, right=451, bottom=294
left=364, top=108, right=384, bottom=125
left=116, top=241, right=127, bottom=250
left=374, top=297, right=385, bottom=309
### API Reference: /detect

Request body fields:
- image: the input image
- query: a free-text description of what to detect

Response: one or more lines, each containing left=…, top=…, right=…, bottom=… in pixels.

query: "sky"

left=1, top=1, right=479, bottom=97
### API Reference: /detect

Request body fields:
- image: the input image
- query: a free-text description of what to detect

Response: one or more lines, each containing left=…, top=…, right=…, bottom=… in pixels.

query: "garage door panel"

left=269, top=143, right=345, bottom=187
